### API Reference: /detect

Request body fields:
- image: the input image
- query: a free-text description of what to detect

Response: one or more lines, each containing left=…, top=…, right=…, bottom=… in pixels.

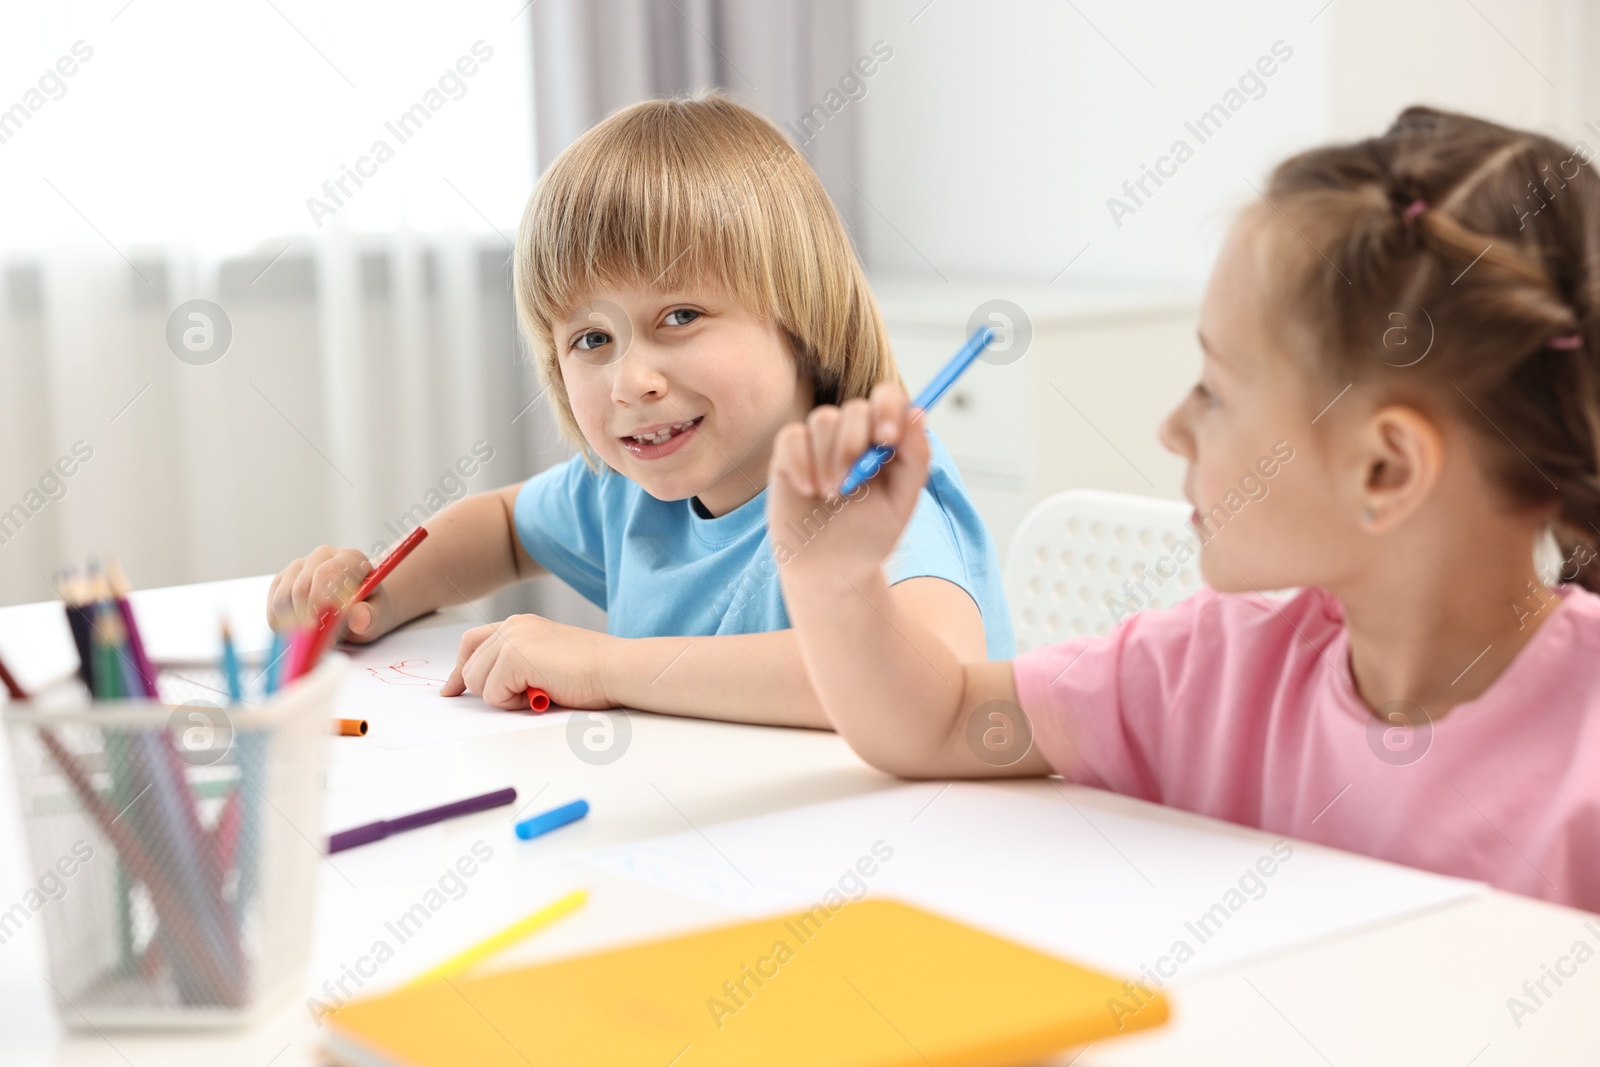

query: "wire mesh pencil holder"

left=3, top=653, right=345, bottom=1028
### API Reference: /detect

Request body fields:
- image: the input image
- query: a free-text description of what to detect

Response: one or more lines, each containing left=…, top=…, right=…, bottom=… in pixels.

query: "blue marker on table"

left=515, top=798, right=590, bottom=841
left=837, top=325, right=997, bottom=496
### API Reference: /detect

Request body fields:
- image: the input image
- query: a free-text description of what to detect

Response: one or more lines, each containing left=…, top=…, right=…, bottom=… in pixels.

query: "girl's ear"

left=1359, top=404, right=1444, bottom=531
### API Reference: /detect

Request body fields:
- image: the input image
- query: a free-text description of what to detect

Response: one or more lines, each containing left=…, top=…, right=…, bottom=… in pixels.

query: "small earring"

left=1361, top=507, right=1376, bottom=525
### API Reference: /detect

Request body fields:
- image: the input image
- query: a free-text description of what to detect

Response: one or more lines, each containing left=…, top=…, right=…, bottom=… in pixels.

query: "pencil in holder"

left=2, top=653, right=345, bottom=1028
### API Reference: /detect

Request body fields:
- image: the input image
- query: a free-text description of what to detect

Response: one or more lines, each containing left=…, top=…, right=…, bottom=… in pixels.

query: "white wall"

left=851, top=0, right=1599, bottom=525
left=855, top=0, right=1330, bottom=289
left=1324, top=0, right=1588, bottom=142
left=854, top=0, right=1592, bottom=292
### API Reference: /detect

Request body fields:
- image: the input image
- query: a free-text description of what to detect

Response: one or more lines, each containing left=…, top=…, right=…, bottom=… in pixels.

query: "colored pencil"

left=82, top=596, right=138, bottom=974
left=58, top=606, right=237, bottom=1002
left=220, top=621, right=243, bottom=704
left=61, top=571, right=95, bottom=693
left=405, top=888, right=588, bottom=987
left=106, top=559, right=159, bottom=698
left=214, top=789, right=243, bottom=873
left=0, top=649, right=24, bottom=701
left=235, top=730, right=268, bottom=914
left=239, top=619, right=281, bottom=919
left=261, top=628, right=287, bottom=695
left=36, top=559, right=261, bottom=1003
left=96, top=606, right=244, bottom=999
left=237, top=619, right=274, bottom=915
left=36, top=728, right=242, bottom=1004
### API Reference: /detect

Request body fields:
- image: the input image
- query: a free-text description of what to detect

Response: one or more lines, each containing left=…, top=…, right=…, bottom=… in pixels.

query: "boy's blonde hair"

left=515, top=92, right=898, bottom=455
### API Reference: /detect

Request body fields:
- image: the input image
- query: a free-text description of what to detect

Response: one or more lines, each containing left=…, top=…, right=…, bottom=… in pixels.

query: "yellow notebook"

left=324, top=899, right=1169, bottom=1066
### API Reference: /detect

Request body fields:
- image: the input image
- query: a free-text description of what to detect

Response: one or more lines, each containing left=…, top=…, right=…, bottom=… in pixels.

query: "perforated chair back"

left=1004, top=489, right=1204, bottom=653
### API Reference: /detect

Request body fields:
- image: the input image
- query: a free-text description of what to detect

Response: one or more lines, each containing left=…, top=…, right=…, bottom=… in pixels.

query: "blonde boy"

left=269, top=93, right=1012, bottom=726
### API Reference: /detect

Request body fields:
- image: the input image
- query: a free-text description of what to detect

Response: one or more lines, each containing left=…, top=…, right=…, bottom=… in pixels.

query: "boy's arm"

left=767, top=384, right=1053, bottom=778
left=434, top=445, right=1001, bottom=729
left=379, top=483, right=545, bottom=623
left=437, top=571, right=990, bottom=727
left=267, top=483, right=543, bottom=637
left=598, top=573, right=989, bottom=730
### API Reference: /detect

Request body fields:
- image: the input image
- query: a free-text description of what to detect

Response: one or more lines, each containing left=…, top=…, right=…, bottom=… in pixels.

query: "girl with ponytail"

left=771, top=106, right=1600, bottom=910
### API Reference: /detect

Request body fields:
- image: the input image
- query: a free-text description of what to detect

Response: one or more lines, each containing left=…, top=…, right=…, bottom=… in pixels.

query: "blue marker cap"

left=515, top=798, right=590, bottom=841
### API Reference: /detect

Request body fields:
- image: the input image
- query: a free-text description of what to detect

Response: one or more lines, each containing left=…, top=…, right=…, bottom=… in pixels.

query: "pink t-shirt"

left=1013, top=585, right=1600, bottom=912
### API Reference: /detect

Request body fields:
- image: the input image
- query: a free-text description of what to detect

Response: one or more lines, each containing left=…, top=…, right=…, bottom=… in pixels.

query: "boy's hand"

left=265, top=545, right=394, bottom=641
left=768, top=382, right=930, bottom=585
left=440, top=614, right=616, bottom=710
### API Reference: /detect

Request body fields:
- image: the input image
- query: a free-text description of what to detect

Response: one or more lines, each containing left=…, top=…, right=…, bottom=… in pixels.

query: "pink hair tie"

left=1548, top=334, right=1584, bottom=350
left=1403, top=199, right=1428, bottom=221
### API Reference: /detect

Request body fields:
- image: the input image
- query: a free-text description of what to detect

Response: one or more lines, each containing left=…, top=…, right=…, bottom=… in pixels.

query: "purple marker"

left=328, top=786, right=517, bottom=854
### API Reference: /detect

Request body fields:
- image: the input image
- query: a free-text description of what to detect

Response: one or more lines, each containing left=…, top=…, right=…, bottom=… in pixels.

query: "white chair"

left=1004, top=489, right=1204, bottom=653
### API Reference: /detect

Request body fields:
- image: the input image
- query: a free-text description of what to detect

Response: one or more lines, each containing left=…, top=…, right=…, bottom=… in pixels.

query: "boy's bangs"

left=522, top=118, right=787, bottom=329
left=513, top=94, right=896, bottom=460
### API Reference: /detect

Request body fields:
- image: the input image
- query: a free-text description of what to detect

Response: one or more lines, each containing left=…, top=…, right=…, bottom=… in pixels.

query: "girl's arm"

left=771, top=568, right=1051, bottom=776
left=767, top=383, right=1053, bottom=777
left=266, top=483, right=543, bottom=637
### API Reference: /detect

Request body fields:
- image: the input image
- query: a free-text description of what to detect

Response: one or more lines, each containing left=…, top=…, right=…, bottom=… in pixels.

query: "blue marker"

left=837, top=326, right=996, bottom=496
left=515, top=798, right=590, bottom=841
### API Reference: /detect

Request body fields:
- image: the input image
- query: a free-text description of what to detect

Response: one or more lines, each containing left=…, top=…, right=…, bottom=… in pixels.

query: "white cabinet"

left=872, top=278, right=1201, bottom=558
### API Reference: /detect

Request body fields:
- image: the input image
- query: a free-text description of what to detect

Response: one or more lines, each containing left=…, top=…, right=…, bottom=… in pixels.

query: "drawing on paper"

left=364, top=659, right=446, bottom=687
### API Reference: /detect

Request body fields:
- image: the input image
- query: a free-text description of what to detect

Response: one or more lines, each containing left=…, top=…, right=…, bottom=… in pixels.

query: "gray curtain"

left=529, top=0, right=863, bottom=238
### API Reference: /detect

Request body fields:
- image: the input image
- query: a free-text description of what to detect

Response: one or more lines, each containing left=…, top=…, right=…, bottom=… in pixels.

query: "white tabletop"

left=1, top=578, right=1597, bottom=1066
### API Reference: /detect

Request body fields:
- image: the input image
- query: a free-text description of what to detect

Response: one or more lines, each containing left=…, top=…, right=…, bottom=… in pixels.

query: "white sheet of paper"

left=580, top=781, right=1485, bottom=981
left=333, top=619, right=568, bottom=750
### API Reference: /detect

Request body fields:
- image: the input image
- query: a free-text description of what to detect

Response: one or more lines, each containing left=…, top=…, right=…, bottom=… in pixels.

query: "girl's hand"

left=768, top=382, right=931, bottom=586
left=440, top=614, right=617, bottom=710
left=265, top=545, right=395, bottom=641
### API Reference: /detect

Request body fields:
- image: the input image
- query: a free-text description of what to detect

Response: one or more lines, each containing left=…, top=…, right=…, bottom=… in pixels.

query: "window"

left=1, top=2, right=535, bottom=254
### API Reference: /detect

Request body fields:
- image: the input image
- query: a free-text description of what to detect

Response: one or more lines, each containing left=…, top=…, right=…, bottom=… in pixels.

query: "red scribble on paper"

left=364, top=659, right=446, bottom=686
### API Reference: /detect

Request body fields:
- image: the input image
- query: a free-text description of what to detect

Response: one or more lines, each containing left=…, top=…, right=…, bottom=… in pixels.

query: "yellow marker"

left=406, top=888, right=588, bottom=987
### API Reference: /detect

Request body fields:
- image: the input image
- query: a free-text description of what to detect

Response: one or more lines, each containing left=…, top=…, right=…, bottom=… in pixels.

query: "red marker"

left=352, top=526, right=429, bottom=605
left=526, top=687, right=551, bottom=713
left=292, top=528, right=429, bottom=683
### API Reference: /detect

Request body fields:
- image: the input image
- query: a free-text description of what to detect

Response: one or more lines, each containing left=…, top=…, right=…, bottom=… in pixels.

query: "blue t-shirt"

left=513, top=430, right=1015, bottom=659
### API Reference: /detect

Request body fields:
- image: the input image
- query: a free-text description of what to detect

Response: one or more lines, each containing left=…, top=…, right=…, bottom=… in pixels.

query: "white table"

left=1, top=578, right=1597, bottom=1066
